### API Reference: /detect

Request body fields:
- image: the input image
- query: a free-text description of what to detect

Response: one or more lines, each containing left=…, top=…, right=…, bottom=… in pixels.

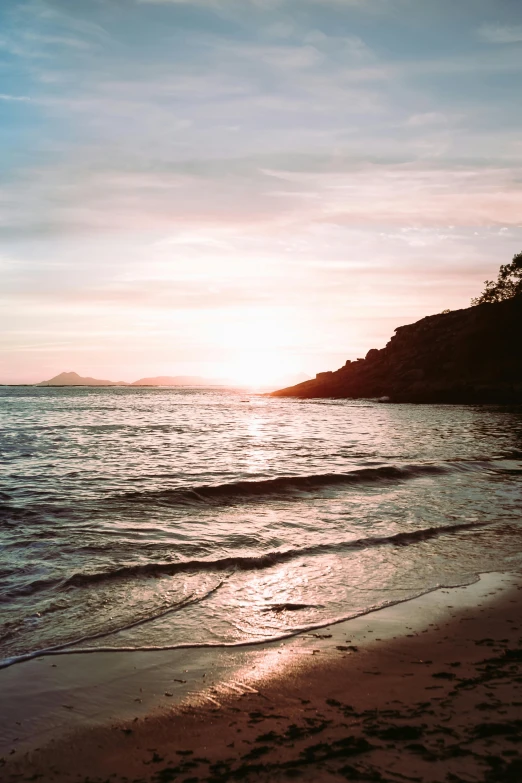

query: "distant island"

left=37, top=372, right=228, bottom=387
left=38, top=372, right=128, bottom=387
left=33, top=371, right=311, bottom=388
left=132, top=375, right=227, bottom=387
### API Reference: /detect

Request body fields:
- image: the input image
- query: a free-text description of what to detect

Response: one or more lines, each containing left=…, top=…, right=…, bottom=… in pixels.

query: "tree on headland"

left=471, top=251, right=522, bottom=305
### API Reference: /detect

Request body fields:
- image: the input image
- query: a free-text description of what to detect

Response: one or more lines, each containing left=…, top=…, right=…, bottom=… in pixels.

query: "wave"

left=0, top=501, right=43, bottom=526
left=114, top=463, right=450, bottom=507
left=63, top=519, right=491, bottom=588
left=112, top=455, right=521, bottom=508
left=0, top=581, right=225, bottom=670
left=0, top=499, right=78, bottom=528
left=0, top=463, right=447, bottom=527
left=3, top=518, right=491, bottom=601
left=1, top=576, right=64, bottom=601
left=499, top=449, right=522, bottom=459
left=0, top=573, right=482, bottom=671
left=2, top=457, right=516, bottom=526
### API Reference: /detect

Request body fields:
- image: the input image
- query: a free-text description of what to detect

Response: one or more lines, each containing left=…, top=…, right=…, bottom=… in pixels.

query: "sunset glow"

left=227, top=353, right=295, bottom=388
left=1, top=1, right=522, bottom=383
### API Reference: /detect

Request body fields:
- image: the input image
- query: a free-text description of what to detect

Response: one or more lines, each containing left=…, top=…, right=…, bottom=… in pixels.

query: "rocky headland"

left=272, top=297, right=522, bottom=403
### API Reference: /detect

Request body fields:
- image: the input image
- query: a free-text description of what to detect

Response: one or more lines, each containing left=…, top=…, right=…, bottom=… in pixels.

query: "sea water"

left=1, top=386, right=521, bottom=668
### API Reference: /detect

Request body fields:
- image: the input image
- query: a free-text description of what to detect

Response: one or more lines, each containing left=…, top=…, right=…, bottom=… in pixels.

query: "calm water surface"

left=1, top=387, right=521, bottom=667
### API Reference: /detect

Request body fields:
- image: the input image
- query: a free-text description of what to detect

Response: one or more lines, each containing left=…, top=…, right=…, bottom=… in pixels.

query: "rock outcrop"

left=272, top=298, right=522, bottom=403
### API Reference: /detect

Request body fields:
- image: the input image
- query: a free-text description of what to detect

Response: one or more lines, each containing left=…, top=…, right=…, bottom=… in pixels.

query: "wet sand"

left=2, top=571, right=522, bottom=782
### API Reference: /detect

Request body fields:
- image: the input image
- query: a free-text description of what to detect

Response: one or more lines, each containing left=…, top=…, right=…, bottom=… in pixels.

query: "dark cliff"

left=272, top=297, right=522, bottom=403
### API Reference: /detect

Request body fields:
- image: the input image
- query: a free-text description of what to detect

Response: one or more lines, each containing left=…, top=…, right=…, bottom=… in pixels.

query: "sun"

left=217, top=307, right=303, bottom=388
left=228, top=352, right=292, bottom=388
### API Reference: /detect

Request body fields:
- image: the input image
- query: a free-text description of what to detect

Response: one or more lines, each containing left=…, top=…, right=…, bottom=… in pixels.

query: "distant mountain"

left=38, top=372, right=128, bottom=387
left=36, top=371, right=311, bottom=389
left=131, top=375, right=226, bottom=386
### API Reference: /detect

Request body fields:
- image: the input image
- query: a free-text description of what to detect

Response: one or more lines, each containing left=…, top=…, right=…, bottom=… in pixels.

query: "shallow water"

left=1, top=386, right=521, bottom=667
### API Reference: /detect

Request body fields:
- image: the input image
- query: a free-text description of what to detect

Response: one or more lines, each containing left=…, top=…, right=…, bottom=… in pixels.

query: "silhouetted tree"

left=472, top=251, right=522, bottom=305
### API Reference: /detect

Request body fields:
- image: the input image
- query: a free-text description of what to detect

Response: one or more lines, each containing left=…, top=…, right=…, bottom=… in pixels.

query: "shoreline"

left=2, top=570, right=522, bottom=781
left=0, top=568, right=488, bottom=672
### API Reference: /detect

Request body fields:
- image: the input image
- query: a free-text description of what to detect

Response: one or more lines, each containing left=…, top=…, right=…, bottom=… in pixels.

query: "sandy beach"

left=2, top=571, right=521, bottom=782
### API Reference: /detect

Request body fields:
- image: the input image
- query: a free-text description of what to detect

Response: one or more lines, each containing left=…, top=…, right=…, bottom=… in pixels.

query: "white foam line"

left=0, top=580, right=226, bottom=670
left=0, top=575, right=483, bottom=671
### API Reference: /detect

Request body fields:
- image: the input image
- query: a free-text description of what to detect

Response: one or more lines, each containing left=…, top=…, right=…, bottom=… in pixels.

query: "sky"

left=1, top=0, right=522, bottom=385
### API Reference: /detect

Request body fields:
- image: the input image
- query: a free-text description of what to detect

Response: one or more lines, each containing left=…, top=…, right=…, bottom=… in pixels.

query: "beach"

left=2, top=571, right=521, bottom=782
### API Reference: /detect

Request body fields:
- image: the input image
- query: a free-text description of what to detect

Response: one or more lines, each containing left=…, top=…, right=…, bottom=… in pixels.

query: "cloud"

left=137, top=0, right=379, bottom=7
left=0, top=93, right=31, bottom=101
left=136, top=0, right=284, bottom=7
left=263, top=163, right=522, bottom=227
left=235, top=43, right=323, bottom=70
left=17, top=0, right=110, bottom=43
left=477, top=24, right=522, bottom=44
left=2, top=151, right=522, bottom=245
left=24, top=32, right=93, bottom=50
left=2, top=0, right=522, bottom=380
left=405, top=112, right=450, bottom=127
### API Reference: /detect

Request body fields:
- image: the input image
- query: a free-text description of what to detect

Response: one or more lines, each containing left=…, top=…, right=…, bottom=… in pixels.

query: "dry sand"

left=2, top=571, right=521, bottom=782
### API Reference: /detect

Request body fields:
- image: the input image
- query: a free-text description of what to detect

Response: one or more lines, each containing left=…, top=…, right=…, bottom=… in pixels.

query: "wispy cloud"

left=16, top=0, right=110, bottom=42
left=477, top=24, right=522, bottom=44
left=1, top=0, right=522, bottom=381
left=24, top=32, right=93, bottom=50
left=405, top=112, right=450, bottom=127
left=0, top=93, right=31, bottom=101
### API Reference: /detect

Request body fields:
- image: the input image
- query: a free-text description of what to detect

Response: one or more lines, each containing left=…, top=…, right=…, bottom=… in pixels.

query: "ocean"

left=1, top=386, right=521, bottom=669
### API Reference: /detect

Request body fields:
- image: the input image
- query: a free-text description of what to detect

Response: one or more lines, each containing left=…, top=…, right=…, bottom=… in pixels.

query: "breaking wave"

left=63, top=519, right=491, bottom=588
left=114, top=463, right=450, bottom=507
